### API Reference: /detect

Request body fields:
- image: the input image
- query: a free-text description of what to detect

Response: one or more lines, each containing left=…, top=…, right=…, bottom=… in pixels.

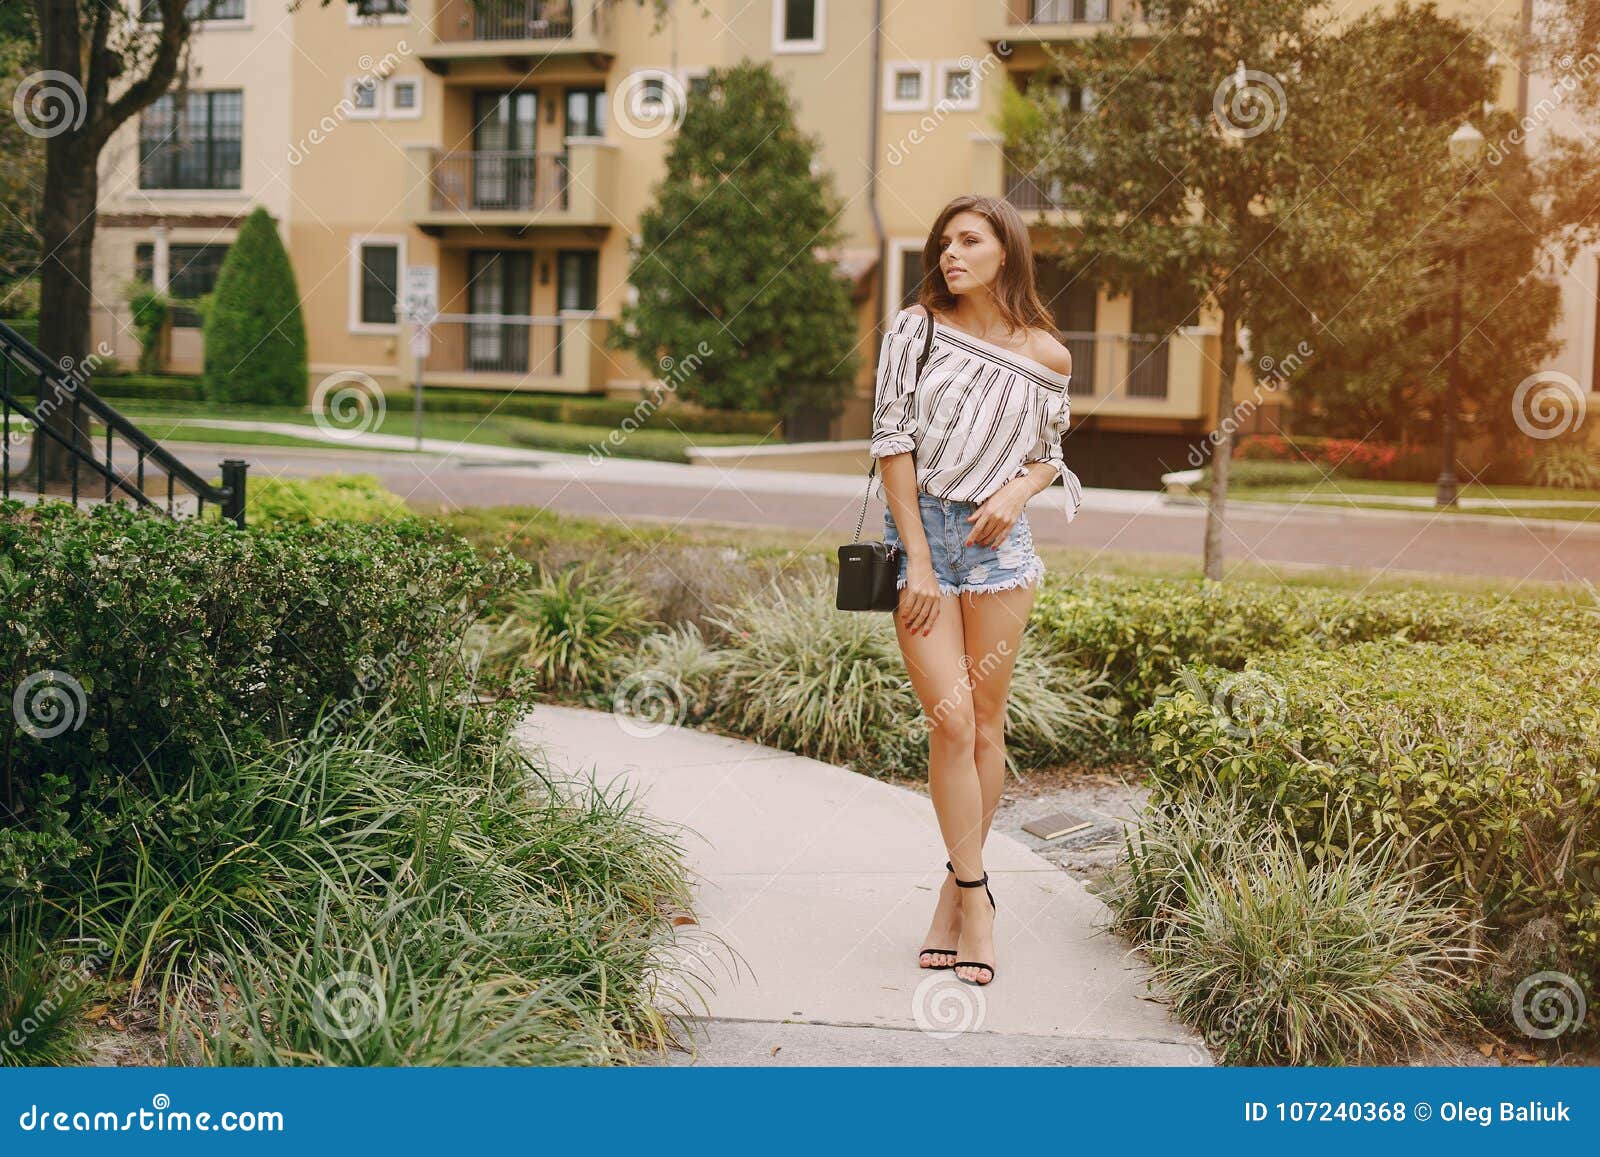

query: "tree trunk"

left=31, top=2, right=96, bottom=482
left=1202, top=289, right=1240, bottom=582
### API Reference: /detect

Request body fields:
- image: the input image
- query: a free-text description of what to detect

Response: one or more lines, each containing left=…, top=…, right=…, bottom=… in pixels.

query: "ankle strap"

left=953, top=872, right=988, bottom=888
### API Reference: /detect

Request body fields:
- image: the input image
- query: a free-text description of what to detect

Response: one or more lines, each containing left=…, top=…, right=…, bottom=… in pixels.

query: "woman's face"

left=938, top=211, right=1005, bottom=297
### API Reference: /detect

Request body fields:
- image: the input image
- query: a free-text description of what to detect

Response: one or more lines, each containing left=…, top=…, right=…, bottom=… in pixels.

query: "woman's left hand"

left=965, top=480, right=1029, bottom=547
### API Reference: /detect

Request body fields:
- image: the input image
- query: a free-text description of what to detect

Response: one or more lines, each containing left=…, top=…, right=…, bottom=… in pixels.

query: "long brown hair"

left=915, top=194, right=1055, bottom=338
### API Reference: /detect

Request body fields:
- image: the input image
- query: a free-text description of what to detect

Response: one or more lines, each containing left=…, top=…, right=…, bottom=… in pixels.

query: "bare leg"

left=950, top=581, right=1037, bottom=983
left=892, top=590, right=978, bottom=969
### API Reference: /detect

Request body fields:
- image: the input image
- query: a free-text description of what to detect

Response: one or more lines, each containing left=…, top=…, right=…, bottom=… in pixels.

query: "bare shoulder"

left=1026, top=328, right=1072, bottom=376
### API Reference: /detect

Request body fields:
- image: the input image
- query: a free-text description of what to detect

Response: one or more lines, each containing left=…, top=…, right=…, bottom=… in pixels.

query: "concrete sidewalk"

left=515, top=704, right=1212, bottom=1067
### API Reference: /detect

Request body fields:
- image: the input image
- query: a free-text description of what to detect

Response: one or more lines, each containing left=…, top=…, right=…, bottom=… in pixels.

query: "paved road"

left=177, top=441, right=1600, bottom=585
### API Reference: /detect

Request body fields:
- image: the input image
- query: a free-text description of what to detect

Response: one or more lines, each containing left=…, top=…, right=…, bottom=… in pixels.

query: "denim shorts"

left=883, top=493, right=1046, bottom=597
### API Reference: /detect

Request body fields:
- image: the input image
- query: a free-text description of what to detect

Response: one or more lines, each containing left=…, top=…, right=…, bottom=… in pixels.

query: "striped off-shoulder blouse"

left=870, top=306, right=1084, bottom=521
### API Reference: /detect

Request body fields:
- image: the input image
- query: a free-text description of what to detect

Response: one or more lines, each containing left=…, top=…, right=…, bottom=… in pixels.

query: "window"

left=136, top=242, right=229, bottom=327
left=681, top=69, right=711, bottom=101
left=936, top=61, right=979, bottom=110
left=349, top=0, right=409, bottom=21
left=142, top=0, right=246, bottom=21
left=1031, top=0, right=1109, bottom=20
left=347, top=77, right=381, bottom=118
left=565, top=87, right=606, bottom=138
left=897, top=246, right=924, bottom=312
left=139, top=90, right=243, bottom=189
left=773, top=0, right=823, bottom=53
left=884, top=62, right=930, bottom=112
left=557, top=250, right=599, bottom=312
left=386, top=76, right=422, bottom=119
left=349, top=236, right=404, bottom=332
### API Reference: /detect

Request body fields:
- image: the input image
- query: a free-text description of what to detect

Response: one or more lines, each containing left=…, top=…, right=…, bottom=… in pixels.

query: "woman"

left=870, top=194, right=1084, bottom=987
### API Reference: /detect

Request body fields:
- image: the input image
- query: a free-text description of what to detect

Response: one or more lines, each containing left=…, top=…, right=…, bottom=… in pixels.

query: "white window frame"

left=884, top=61, right=931, bottom=113
left=348, top=234, right=407, bottom=335
left=935, top=60, right=979, bottom=111
left=142, top=0, right=252, bottom=29
left=347, top=0, right=411, bottom=26
left=385, top=75, right=423, bottom=120
left=772, top=0, right=824, bottom=54
left=345, top=76, right=382, bottom=119
left=885, top=238, right=925, bottom=326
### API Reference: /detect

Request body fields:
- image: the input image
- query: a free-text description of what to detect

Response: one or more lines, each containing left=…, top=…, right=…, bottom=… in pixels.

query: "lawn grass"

left=113, top=400, right=766, bottom=461
left=1222, top=477, right=1600, bottom=522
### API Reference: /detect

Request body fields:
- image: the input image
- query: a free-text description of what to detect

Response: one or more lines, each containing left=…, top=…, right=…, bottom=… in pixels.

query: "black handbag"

left=836, top=309, right=937, bottom=612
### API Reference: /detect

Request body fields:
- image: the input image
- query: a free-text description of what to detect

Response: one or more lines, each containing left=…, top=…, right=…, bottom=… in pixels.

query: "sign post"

left=401, top=265, right=439, bottom=452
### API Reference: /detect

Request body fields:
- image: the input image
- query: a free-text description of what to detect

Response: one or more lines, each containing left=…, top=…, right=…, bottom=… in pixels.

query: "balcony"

left=1059, top=330, right=1213, bottom=420
left=404, top=140, right=617, bottom=231
left=419, top=0, right=615, bottom=72
left=415, top=313, right=612, bottom=393
left=980, top=0, right=1147, bottom=46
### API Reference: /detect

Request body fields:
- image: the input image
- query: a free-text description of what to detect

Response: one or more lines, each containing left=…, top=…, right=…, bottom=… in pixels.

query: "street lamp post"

left=1436, top=121, right=1485, bottom=509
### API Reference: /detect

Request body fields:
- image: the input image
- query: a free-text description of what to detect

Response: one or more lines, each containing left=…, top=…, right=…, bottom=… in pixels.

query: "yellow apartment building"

left=87, top=0, right=1548, bottom=487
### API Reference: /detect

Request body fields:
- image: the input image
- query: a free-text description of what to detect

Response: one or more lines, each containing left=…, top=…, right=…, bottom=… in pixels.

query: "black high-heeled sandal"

left=951, top=869, right=997, bottom=986
left=917, top=861, right=959, bottom=970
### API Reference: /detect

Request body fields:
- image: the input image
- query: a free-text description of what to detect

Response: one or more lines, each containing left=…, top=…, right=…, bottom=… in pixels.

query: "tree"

left=202, top=207, right=306, bottom=404
left=1245, top=3, right=1568, bottom=475
left=611, top=60, right=861, bottom=429
left=0, top=8, right=42, bottom=308
left=22, top=0, right=683, bottom=478
left=1006, top=0, right=1485, bottom=579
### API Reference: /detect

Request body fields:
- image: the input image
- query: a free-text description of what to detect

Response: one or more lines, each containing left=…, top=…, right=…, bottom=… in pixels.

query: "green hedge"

left=1031, top=576, right=1587, bottom=727
left=419, top=388, right=778, bottom=435
left=0, top=500, right=524, bottom=897
left=1132, top=639, right=1600, bottom=998
left=93, top=374, right=205, bottom=402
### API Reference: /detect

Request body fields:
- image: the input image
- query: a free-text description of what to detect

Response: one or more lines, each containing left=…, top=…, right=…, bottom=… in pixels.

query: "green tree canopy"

left=203, top=206, right=308, bottom=405
left=611, top=60, right=861, bottom=424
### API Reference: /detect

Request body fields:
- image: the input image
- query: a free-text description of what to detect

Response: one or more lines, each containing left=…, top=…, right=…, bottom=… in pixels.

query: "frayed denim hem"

left=959, top=555, right=1046, bottom=596
left=895, top=574, right=962, bottom=597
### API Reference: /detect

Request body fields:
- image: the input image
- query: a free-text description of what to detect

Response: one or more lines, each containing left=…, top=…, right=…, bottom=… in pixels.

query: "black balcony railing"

left=436, top=0, right=579, bottom=42
left=426, top=150, right=570, bottom=213
left=1003, top=159, right=1069, bottom=211
left=0, top=320, right=246, bottom=525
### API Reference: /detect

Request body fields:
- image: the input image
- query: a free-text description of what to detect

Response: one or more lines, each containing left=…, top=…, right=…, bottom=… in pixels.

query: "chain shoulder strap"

left=853, top=308, right=937, bottom=543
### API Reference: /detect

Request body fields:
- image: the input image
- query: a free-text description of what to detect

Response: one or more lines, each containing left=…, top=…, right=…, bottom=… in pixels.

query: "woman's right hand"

left=899, top=558, right=943, bottom=635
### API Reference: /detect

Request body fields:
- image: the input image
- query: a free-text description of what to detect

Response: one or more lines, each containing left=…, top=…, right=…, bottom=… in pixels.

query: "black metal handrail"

left=0, top=319, right=247, bottom=526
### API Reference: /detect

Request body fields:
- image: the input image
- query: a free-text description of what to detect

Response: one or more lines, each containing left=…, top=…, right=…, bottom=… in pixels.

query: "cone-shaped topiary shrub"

left=202, top=206, right=308, bottom=404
